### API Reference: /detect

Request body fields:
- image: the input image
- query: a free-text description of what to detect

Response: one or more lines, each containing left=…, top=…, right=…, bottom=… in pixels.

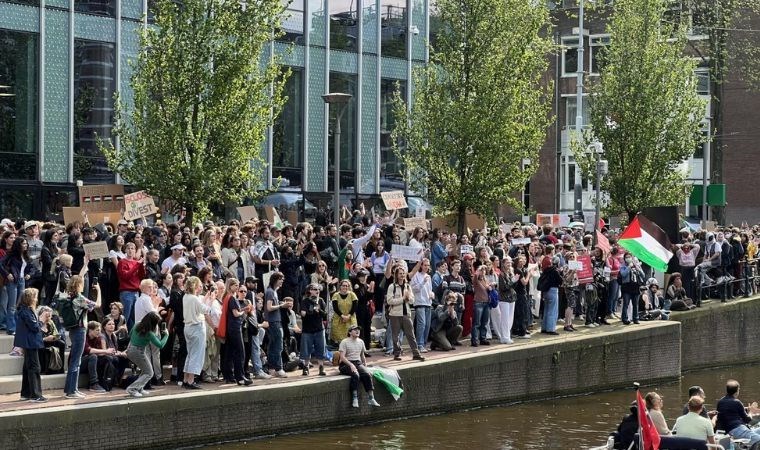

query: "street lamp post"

left=322, top=93, right=353, bottom=226
left=588, top=141, right=606, bottom=246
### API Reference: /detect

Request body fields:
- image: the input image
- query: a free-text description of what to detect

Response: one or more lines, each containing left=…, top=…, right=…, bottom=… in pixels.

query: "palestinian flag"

left=618, top=214, right=673, bottom=273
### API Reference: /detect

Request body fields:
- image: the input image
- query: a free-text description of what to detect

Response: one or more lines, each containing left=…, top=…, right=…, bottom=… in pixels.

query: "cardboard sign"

left=79, top=184, right=125, bottom=213
left=460, top=244, right=473, bottom=256
left=704, top=220, right=716, bottom=231
left=63, top=207, right=119, bottom=226
left=237, top=206, right=259, bottom=223
left=83, top=241, right=109, bottom=260
left=285, top=210, right=299, bottom=226
left=536, top=213, right=560, bottom=228
left=403, top=217, right=428, bottom=230
left=380, top=191, right=408, bottom=210
left=511, top=238, right=531, bottom=246
left=415, top=207, right=426, bottom=219
left=264, top=206, right=284, bottom=228
left=584, top=215, right=597, bottom=232
left=123, top=191, right=158, bottom=221
left=390, top=244, right=424, bottom=262
left=576, top=254, right=594, bottom=284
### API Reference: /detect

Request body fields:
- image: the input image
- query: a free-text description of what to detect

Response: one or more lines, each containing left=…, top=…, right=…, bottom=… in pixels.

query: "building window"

left=561, top=37, right=579, bottom=77
left=74, top=39, right=116, bottom=184
left=429, top=0, right=441, bottom=53
left=0, top=29, right=38, bottom=181
left=589, top=35, right=610, bottom=74
left=381, top=0, right=407, bottom=59
left=330, top=0, right=358, bottom=52
left=693, top=128, right=708, bottom=158
left=279, top=0, right=305, bottom=44
left=0, top=189, right=34, bottom=219
left=695, top=68, right=709, bottom=96
left=75, top=0, right=116, bottom=17
left=327, top=72, right=357, bottom=192
left=272, top=68, right=303, bottom=190
left=380, top=78, right=406, bottom=191
left=565, top=97, right=591, bottom=129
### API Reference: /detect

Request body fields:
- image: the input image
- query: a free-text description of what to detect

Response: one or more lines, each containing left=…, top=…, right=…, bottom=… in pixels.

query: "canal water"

left=210, top=363, right=760, bottom=450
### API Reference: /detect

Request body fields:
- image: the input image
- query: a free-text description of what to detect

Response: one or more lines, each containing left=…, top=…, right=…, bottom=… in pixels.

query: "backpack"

left=56, top=294, right=84, bottom=330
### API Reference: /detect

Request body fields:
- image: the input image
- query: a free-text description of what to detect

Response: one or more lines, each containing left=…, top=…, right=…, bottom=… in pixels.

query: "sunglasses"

left=238, top=289, right=247, bottom=293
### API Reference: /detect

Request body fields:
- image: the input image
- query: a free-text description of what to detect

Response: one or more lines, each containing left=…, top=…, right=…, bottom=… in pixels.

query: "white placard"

left=459, top=244, right=473, bottom=256
left=512, top=238, right=531, bottom=246
left=380, top=191, right=408, bottom=210
left=391, top=245, right=424, bottom=262
left=568, top=261, right=583, bottom=271
left=124, top=190, right=158, bottom=221
left=415, top=207, right=425, bottom=218
left=83, top=241, right=109, bottom=260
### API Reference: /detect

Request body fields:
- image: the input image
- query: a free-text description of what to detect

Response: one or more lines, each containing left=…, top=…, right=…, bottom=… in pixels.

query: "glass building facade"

left=0, top=0, right=430, bottom=221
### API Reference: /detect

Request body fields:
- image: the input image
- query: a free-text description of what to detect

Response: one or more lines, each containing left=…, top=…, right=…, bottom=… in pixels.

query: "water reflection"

left=210, top=363, right=760, bottom=449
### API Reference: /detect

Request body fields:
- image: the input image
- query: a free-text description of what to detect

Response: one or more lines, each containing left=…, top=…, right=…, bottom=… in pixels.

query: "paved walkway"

left=0, top=296, right=733, bottom=413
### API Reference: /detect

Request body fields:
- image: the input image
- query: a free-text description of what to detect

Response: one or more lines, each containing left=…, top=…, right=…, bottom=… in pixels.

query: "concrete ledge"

left=0, top=320, right=681, bottom=450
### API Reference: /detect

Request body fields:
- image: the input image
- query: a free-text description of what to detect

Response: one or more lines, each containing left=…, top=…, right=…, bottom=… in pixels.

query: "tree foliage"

left=101, top=0, right=286, bottom=224
left=574, top=0, right=707, bottom=221
left=391, top=0, right=553, bottom=233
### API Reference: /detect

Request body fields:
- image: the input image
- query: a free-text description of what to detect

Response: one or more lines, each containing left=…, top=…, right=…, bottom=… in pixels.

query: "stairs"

left=0, top=334, right=82, bottom=395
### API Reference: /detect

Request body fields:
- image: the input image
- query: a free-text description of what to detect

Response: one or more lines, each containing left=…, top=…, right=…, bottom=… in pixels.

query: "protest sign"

left=584, top=215, right=597, bottom=232
left=380, top=191, right=407, bottom=210
left=403, top=217, right=428, bottom=230
left=415, top=207, right=426, bottom=219
left=390, top=245, right=424, bottom=262
left=511, top=238, right=531, bottom=246
left=124, top=191, right=158, bottom=221
left=237, top=206, right=259, bottom=223
left=536, top=213, right=560, bottom=228
left=63, top=207, right=117, bottom=226
left=83, top=241, right=109, bottom=260
left=264, top=206, right=284, bottom=228
left=285, top=210, right=299, bottom=226
left=568, top=261, right=584, bottom=271
left=79, top=184, right=125, bottom=213
left=460, top=244, right=473, bottom=256
left=576, top=254, right=594, bottom=284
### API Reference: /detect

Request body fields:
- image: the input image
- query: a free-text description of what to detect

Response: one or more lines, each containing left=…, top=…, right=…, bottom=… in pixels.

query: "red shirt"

left=116, top=258, right=145, bottom=292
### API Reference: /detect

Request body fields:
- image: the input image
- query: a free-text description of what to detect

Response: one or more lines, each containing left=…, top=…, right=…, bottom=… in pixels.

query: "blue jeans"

left=119, top=290, right=138, bottom=330
left=621, top=292, right=639, bottom=323
left=0, top=284, right=8, bottom=330
left=730, top=425, right=760, bottom=446
left=65, top=327, right=86, bottom=394
left=471, top=302, right=490, bottom=343
left=414, top=306, right=432, bottom=350
left=607, top=279, right=619, bottom=315
left=267, top=322, right=284, bottom=371
left=541, top=288, right=559, bottom=332
left=250, top=328, right=264, bottom=375
left=5, top=278, right=25, bottom=334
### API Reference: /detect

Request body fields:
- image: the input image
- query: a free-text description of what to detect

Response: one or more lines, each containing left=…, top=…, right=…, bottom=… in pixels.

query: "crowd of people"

left=0, top=211, right=758, bottom=405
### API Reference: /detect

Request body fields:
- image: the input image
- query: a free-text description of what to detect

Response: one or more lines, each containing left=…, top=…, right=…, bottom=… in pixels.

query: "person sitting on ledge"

left=338, top=324, right=380, bottom=409
left=81, top=321, right=116, bottom=393
left=429, top=293, right=463, bottom=351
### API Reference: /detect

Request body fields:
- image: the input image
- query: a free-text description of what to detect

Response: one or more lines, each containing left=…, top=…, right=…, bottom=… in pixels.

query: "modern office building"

left=0, top=0, right=431, bottom=221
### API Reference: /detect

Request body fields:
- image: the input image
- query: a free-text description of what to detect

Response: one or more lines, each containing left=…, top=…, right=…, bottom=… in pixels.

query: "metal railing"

left=695, top=258, right=759, bottom=301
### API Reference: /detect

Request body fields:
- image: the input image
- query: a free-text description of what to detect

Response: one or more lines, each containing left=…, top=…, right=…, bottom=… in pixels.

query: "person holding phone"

left=125, top=312, right=169, bottom=397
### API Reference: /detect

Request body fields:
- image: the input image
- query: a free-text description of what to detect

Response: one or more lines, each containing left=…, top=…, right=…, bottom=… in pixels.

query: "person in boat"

left=716, top=379, right=760, bottom=446
left=671, top=396, right=716, bottom=445
left=613, top=401, right=639, bottom=450
left=681, top=385, right=717, bottom=424
left=645, top=391, right=671, bottom=436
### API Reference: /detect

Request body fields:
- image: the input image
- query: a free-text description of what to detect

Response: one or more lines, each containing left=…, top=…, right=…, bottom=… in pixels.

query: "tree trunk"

left=457, top=205, right=467, bottom=236
left=184, top=203, right=194, bottom=227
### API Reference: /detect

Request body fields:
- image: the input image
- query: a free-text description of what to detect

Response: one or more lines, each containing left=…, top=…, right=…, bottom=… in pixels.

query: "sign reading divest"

left=124, top=191, right=158, bottom=221
left=380, top=191, right=407, bottom=210
left=391, top=245, right=424, bottom=262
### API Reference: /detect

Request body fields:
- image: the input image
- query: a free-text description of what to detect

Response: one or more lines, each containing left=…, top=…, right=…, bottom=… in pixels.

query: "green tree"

left=391, top=0, right=553, bottom=233
left=101, top=0, right=286, bottom=224
left=574, top=0, right=706, bottom=221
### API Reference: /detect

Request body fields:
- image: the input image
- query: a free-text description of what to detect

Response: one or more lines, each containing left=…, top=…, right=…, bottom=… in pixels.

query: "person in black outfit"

left=167, top=272, right=186, bottom=384
left=222, top=279, right=251, bottom=386
left=614, top=402, right=638, bottom=450
left=716, top=379, right=760, bottom=445
left=352, top=270, right=375, bottom=350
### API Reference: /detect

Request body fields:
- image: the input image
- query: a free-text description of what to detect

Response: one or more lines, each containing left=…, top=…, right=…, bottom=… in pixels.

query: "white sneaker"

left=368, top=398, right=381, bottom=407
left=127, top=390, right=143, bottom=398
left=419, top=347, right=429, bottom=353
left=65, top=393, right=81, bottom=400
left=516, top=334, right=531, bottom=339
left=587, top=323, right=597, bottom=328
left=139, top=389, right=150, bottom=396
left=351, top=397, right=359, bottom=408
left=73, top=391, right=87, bottom=399
left=275, top=370, right=287, bottom=378
left=254, top=372, right=272, bottom=380
left=501, top=339, right=514, bottom=344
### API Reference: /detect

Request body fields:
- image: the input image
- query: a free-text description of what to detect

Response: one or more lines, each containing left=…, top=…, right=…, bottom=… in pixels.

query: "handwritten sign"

left=511, top=238, right=531, bottom=246
left=380, top=191, right=407, bottom=210
left=237, top=206, right=259, bottom=223
left=264, top=206, right=284, bottom=228
left=403, top=217, right=428, bottom=230
left=415, top=207, right=425, bottom=218
left=459, top=244, right=473, bottom=256
left=79, top=184, right=125, bottom=213
left=576, top=254, right=594, bottom=284
left=391, top=244, right=424, bottom=262
left=63, top=207, right=119, bottom=226
left=567, top=261, right=584, bottom=271
left=124, top=191, right=158, bottom=221
left=83, top=241, right=109, bottom=260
